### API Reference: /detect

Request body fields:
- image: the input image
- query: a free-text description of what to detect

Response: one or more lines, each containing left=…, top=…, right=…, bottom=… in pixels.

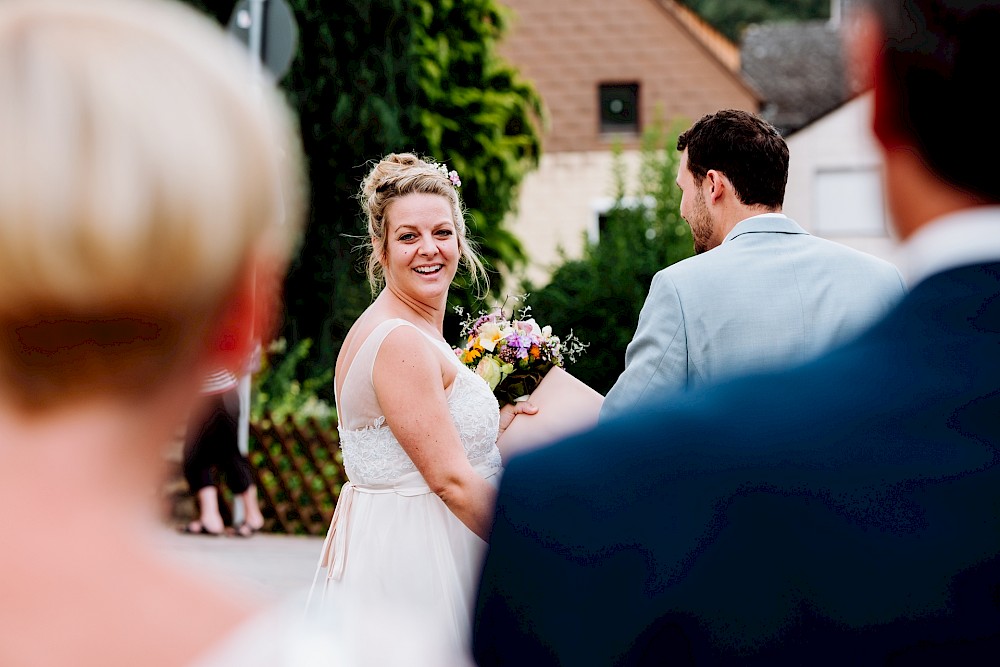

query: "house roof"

left=496, top=0, right=760, bottom=153
left=740, top=20, right=849, bottom=135
left=653, top=0, right=741, bottom=73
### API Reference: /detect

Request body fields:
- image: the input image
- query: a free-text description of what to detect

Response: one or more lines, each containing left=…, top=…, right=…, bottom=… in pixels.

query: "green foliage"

left=277, top=0, right=420, bottom=384
left=410, top=0, right=544, bottom=324
left=178, top=0, right=542, bottom=391
left=250, top=337, right=335, bottom=428
left=521, top=118, right=694, bottom=394
left=678, top=0, right=829, bottom=42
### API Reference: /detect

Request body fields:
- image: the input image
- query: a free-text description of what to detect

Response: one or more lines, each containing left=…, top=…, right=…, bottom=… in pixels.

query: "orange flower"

left=529, top=344, right=541, bottom=360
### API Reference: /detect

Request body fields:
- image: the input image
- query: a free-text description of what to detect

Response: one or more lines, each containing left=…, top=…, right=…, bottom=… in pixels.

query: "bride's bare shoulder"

left=335, top=307, right=420, bottom=381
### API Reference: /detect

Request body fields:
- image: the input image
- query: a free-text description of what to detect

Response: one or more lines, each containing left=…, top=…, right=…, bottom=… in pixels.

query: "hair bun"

left=360, top=153, right=428, bottom=198
left=384, top=152, right=421, bottom=167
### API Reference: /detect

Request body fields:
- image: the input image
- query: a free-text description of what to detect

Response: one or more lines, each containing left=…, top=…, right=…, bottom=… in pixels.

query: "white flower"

left=516, top=318, right=542, bottom=337
left=476, top=356, right=513, bottom=390
left=475, top=321, right=505, bottom=352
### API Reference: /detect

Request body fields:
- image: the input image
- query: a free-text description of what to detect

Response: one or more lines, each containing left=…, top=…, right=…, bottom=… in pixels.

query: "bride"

left=309, top=153, right=535, bottom=656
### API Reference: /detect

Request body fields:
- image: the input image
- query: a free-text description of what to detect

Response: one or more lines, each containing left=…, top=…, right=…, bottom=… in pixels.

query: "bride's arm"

left=373, top=326, right=496, bottom=540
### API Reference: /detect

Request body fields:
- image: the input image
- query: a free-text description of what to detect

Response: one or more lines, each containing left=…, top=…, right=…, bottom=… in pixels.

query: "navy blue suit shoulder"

left=474, top=263, right=1000, bottom=666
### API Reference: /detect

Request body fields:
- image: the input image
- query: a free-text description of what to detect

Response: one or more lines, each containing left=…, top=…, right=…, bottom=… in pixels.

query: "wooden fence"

left=247, top=414, right=345, bottom=536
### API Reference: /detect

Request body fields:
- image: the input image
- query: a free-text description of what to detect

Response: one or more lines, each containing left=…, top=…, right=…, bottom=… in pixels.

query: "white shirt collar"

left=900, top=207, right=1000, bottom=287
left=739, top=212, right=789, bottom=224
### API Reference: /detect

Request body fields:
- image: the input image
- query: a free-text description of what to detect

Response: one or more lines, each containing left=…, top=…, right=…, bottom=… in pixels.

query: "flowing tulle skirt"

left=308, top=458, right=501, bottom=656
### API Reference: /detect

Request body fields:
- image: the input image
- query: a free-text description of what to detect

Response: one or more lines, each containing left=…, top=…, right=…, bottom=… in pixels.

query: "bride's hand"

left=498, top=400, right=538, bottom=438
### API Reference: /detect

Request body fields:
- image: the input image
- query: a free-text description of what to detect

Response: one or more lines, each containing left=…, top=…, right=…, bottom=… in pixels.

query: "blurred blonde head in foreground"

left=0, top=0, right=306, bottom=411
left=0, top=1, right=314, bottom=666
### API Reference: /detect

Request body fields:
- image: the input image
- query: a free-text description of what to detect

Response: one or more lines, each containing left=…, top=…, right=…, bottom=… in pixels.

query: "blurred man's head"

left=866, top=0, right=999, bottom=201
left=848, top=0, right=1000, bottom=239
left=0, top=0, right=306, bottom=411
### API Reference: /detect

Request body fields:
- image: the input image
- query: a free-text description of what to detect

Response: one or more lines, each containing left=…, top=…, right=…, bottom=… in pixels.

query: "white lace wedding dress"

left=308, top=318, right=503, bottom=658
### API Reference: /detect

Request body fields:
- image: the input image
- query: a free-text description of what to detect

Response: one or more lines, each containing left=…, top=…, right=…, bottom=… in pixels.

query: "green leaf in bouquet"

left=494, top=361, right=554, bottom=406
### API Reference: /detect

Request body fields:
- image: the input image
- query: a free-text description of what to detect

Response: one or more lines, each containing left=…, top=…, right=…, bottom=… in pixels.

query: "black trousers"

left=182, top=388, right=253, bottom=495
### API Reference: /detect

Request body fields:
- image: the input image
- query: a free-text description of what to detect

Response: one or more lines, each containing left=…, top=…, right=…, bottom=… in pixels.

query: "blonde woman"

left=310, top=153, right=535, bottom=656
left=0, top=1, right=327, bottom=665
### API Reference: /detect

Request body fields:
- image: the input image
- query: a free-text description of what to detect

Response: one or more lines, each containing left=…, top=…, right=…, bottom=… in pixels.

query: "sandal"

left=231, top=522, right=262, bottom=538
left=179, top=520, right=224, bottom=536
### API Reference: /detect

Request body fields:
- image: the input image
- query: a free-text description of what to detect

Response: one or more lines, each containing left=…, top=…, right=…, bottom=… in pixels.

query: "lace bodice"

left=336, top=319, right=502, bottom=485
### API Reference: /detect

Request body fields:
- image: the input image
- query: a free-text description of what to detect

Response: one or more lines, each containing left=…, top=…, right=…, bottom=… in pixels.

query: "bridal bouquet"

left=454, top=296, right=588, bottom=407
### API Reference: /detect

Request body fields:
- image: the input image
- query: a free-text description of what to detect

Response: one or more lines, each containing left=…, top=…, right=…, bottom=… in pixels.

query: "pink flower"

left=448, top=170, right=461, bottom=187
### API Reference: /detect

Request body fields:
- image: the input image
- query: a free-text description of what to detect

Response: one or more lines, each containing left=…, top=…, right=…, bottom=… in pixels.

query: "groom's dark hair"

left=677, top=109, right=788, bottom=210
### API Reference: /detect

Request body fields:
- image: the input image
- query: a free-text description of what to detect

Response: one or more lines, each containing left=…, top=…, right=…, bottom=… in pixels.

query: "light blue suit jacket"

left=601, top=215, right=906, bottom=420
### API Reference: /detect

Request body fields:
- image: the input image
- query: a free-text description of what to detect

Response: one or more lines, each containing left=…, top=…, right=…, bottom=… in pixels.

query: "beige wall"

left=504, top=149, right=645, bottom=289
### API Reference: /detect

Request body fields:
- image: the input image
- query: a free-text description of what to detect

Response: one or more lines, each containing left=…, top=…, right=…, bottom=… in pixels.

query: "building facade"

left=498, top=0, right=759, bottom=287
left=783, top=91, right=901, bottom=270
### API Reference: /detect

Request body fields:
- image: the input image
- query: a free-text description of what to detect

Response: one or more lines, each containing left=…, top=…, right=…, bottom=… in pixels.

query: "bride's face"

left=381, top=192, right=460, bottom=302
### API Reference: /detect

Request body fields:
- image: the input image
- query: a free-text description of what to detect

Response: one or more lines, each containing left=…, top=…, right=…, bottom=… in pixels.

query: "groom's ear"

left=704, top=169, right=727, bottom=204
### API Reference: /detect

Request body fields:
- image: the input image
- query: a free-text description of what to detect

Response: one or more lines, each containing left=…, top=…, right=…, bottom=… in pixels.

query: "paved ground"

left=156, top=524, right=480, bottom=666
left=153, top=523, right=326, bottom=607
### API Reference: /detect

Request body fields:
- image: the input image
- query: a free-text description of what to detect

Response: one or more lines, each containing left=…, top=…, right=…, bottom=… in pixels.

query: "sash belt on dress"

left=316, top=455, right=501, bottom=583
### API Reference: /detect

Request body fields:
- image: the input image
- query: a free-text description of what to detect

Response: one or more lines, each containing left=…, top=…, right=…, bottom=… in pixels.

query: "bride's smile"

left=382, top=191, right=460, bottom=302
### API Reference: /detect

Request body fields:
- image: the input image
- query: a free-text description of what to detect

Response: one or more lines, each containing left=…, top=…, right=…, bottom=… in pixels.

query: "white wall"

left=784, top=91, right=903, bottom=269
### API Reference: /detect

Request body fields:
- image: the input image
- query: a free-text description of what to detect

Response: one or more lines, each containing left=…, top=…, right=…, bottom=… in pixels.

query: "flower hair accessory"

left=436, top=162, right=462, bottom=188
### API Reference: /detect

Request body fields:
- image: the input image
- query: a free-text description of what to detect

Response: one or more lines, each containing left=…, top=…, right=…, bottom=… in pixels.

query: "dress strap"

left=336, top=318, right=417, bottom=431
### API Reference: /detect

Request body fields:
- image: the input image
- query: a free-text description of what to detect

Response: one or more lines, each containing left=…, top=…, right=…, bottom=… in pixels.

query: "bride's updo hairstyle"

left=359, top=152, right=487, bottom=296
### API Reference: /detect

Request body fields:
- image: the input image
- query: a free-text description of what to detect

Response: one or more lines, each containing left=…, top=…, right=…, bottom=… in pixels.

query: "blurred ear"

left=207, top=254, right=284, bottom=376
left=251, top=254, right=286, bottom=349
left=843, top=6, right=879, bottom=93
left=845, top=7, right=906, bottom=150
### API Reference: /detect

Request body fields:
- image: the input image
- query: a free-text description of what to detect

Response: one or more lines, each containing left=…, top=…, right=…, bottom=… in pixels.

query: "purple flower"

left=505, top=334, right=529, bottom=359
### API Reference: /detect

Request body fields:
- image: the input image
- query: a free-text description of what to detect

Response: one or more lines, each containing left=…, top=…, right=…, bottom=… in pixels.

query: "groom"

left=474, top=0, right=1000, bottom=664
left=601, top=109, right=905, bottom=420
